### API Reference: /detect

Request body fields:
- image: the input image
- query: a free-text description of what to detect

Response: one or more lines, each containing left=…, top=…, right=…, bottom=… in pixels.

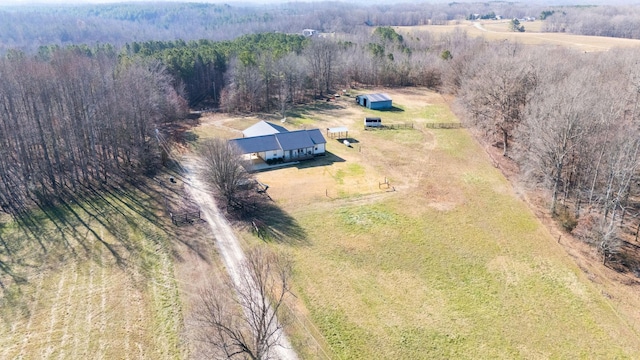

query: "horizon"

left=0, top=0, right=632, bottom=6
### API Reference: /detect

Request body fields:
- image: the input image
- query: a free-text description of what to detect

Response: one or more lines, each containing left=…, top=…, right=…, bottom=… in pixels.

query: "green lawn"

left=250, top=90, right=640, bottom=359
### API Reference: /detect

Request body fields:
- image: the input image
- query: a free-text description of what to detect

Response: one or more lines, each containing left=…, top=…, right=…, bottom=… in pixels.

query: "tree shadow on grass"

left=225, top=193, right=308, bottom=247
left=0, top=177, right=193, bottom=288
left=281, top=101, right=347, bottom=124
left=252, top=202, right=308, bottom=246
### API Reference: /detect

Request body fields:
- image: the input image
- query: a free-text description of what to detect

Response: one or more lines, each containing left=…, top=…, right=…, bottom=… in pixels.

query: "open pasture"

left=399, top=20, right=640, bottom=52
left=203, top=88, right=640, bottom=358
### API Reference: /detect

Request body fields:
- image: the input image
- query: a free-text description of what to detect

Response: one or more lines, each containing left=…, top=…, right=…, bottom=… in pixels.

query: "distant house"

left=230, top=124, right=326, bottom=163
left=355, top=93, right=393, bottom=110
left=302, top=29, right=317, bottom=37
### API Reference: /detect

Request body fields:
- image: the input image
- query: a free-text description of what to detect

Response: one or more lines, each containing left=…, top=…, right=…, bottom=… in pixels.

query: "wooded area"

left=543, top=6, right=640, bottom=39
left=2, top=2, right=640, bottom=358
left=0, top=48, right=187, bottom=217
left=1, top=0, right=640, bottom=284
left=456, top=44, right=640, bottom=266
left=0, top=1, right=548, bottom=54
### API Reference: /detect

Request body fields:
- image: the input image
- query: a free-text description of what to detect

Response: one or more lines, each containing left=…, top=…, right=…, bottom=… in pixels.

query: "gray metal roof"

left=230, top=135, right=281, bottom=153
left=276, top=130, right=315, bottom=150
left=307, top=128, right=327, bottom=145
left=230, top=129, right=326, bottom=154
left=364, top=93, right=392, bottom=102
left=242, top=120, right=288, bottom=138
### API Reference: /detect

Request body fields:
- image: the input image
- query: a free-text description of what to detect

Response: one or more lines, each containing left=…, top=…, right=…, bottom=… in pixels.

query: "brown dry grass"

left=399, top=20, right=640, bottom=52
left=0, top=182, right=186, bottom=359
left=197, top=89, right=640, bottom=359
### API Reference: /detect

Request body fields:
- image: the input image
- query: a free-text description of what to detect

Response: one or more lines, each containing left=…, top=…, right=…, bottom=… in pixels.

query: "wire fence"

left=425, top=122, right=463, bottom=129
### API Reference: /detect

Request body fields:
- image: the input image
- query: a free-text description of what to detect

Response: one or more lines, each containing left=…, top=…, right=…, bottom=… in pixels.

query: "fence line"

left=425, top=122, right=463, bottom=129
left=365, top=123, right=414, bottom=130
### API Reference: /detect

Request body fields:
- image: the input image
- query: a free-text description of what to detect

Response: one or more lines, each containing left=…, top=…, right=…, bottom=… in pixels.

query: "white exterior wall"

left=313, top=143, right=326, bottom=155
left=364, top=119, right=382, bottom=127
left=260, top=150, right=283, bottom=160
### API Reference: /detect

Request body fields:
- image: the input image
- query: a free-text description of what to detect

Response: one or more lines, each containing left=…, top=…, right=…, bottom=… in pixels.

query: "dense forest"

left=0, top=2, right=548, bottom=53
left=1, top=1, right=640, bottom=268
left=0, top=48, right=186, bottom=217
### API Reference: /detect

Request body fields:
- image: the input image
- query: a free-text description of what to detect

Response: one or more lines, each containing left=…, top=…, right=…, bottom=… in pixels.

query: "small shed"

left=355, top=93, right=392, bottom=110
left=364, top=117, right=382, bottom=128
left=326, top=126, right=349, bottom=139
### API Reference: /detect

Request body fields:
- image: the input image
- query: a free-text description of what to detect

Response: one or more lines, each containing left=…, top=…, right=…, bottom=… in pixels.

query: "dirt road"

left=182, top=156, right=298, bottom=360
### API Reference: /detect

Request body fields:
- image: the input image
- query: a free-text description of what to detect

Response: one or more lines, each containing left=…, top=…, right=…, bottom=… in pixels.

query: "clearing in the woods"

left=197, top=88, right=640, bottom=359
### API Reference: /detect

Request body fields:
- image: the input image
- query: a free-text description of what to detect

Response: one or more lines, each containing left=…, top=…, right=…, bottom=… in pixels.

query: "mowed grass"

left=243, top=89, right=640, bottom=358
left=0, top=185, right=184, bottom=359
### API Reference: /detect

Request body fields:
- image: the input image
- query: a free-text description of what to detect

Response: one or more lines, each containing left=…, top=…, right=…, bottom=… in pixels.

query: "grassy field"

left=4, top=27, right=640, bottom=357
left=398, top=20, right=640, bottom=52
left=207, top=88, right=640, bottom=358
left=0, top=182, right=187, bottom=359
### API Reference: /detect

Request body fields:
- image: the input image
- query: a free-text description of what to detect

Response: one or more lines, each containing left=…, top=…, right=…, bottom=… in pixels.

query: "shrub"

left=554, top=206, right=578, bottom=232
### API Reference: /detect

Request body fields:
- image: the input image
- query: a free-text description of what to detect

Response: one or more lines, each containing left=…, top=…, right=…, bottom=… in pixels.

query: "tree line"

left=542, top=5, right=640, bottom=39
left=120, top=33, right=308, bottom=107
left=0, top=47, right=186, bottom=217
left=121, top=26, right=446, bottom=112
left=0, top=1, right=551, bottom=53
left=5, top=1, right=640, bottom=56
left=454, top=43, right=640, bottom=265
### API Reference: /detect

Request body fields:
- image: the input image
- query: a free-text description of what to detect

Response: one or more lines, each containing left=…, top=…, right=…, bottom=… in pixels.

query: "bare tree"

left=304, top=38, right=339, bottom=97
left=274, top=54, right=304, bottom=120
left=594, top=220, right=622, bottom=266
left=458, top=44, right=536, bottom=156
left=0, top=49, right=185, bottom=218
left=515, top=60, right=611, bottom=215
left=194, top=247, right=293, bottom=360
left=199, top=138, right=253, bottom=206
